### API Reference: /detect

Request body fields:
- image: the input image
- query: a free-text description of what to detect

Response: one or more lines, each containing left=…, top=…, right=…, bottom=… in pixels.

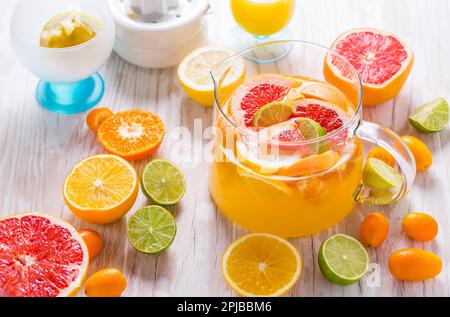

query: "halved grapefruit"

left=229, top=74, right=299, bottom=127
left=0, top=213, right=89, bottom=297
left=324, top=28, right=414, bottom=106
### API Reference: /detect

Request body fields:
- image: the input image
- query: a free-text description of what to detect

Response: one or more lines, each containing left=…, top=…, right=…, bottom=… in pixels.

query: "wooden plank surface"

left=1, top=0, right=449, bottom=296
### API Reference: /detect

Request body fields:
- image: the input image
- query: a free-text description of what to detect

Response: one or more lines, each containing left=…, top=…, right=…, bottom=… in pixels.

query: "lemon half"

left=178, top=46, right=246, bottom=107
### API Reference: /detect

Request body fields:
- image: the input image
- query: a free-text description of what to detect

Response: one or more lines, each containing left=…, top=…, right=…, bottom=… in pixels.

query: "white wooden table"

left=1, top=0, right=450, bottom=297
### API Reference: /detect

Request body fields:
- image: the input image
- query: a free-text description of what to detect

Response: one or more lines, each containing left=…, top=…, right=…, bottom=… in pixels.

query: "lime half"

left=363, top=158, right=403, bottom=189
left=318, top=234, right=369, bottom=285
left=409, top=98, right=448, bottom=133
left=253, top=101, right=294, bottom=128
left=141, top=159, right=186, bottom=205
left=127, top=205, right=176, bottom=254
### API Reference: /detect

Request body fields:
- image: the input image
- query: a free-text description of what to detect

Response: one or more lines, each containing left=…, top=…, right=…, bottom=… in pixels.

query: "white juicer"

left=107, top=0, right=211, bottom=68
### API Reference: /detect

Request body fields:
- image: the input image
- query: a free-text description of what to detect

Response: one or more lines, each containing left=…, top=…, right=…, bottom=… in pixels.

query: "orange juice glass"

left=231, top=0, right=296, bottom=37
left=209, top=41, right=416, bottom=238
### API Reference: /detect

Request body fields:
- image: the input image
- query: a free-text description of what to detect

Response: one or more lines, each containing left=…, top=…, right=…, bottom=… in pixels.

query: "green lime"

left=318, top=234, right=369, bottom=285
left=253, top=101, right=294, bottom=128
left=363, top=157, right=403, bottom=189
left=296, top=117, right=326, bottom=153
left=141, top=159, right=186, bottom=205
left=409, top=98, right=448, bottom=133
left=127, top=205, right=176, bottom=254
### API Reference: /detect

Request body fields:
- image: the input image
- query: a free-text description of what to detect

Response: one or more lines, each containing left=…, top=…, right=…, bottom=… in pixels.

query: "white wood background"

left=1, top=0, right=450, bottom=297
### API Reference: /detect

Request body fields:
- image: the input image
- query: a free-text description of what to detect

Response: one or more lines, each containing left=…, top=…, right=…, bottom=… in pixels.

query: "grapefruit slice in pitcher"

left=324, top=28, right=413, bottom=106
left=292, top=99, right=345, bottom=133
left=229, top=74, right=299, bottom=127
left=0, top=213, right=89, bottom=297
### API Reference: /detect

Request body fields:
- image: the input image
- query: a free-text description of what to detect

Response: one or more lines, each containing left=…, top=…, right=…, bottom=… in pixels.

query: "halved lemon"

left=40, top=11, right=102, bottom=48
left=177, top=46, right=246, bottom=107
left=222, top=233, right=302, bottom=297
left=63, top=154, right=138, bottom=224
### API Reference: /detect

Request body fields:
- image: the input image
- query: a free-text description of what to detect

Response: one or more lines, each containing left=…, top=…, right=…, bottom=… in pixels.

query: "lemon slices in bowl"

left=40, top=10, right=102, bottom=48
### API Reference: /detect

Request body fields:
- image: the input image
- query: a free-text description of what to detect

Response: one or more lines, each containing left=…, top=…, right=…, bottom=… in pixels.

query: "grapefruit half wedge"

left=0, top=213, right=88, bottom=297
left=229, top=74, right=299, bottom=127
left=324, top=28, right=414, bottom=106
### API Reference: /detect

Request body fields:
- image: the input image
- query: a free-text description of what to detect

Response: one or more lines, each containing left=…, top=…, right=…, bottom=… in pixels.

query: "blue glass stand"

left=36, top=72, right=105, bottom=114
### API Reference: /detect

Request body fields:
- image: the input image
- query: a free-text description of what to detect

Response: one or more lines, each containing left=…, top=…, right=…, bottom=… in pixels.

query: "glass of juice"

left=209, top=41, right=416, bottom=238
left=230, top=0, right=296, bottom=62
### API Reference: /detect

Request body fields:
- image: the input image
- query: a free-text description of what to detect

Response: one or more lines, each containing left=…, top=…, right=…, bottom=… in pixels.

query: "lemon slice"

left=177, top=46, right=246, bottom=107
left=40, top=11, right=102, bottom=48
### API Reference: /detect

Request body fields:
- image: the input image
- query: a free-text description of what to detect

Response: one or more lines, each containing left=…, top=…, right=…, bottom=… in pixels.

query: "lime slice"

left=363, top=158, right=403, bottom=189
left=296, top=117, right=326, bottom=153
left=141, top=159, right=186, bottom=205
left=40, top=11, right=102, bottom=48
left=127, top=205, right=176, bottom=254
left=253, top=102, right=294, bottom=128
left=409, top=98, right=448, bottom=133
left=318, top=234, right=369, bottom=285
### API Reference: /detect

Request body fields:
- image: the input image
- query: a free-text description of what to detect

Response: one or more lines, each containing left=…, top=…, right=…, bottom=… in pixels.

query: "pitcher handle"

left=353, top=121, right=416, bottom=205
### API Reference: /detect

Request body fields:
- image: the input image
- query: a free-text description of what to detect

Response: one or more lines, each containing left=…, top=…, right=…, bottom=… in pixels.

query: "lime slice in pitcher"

left=253, top=101, right=294, bottom=128
left=296, top=117, right=326, bottom=153
left=363, top=158, right=403, bottom=189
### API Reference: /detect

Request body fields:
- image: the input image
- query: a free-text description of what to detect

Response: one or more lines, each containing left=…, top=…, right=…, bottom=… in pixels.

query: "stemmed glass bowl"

left=11, top=0, right=115, bottom=114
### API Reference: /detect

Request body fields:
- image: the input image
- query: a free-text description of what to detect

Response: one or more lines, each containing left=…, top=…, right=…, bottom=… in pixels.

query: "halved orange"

left=97, top=110, right=165, bottom=161
left=222, top=233, right=302, bottom=297
left=63, top=154, right=138, bottom=224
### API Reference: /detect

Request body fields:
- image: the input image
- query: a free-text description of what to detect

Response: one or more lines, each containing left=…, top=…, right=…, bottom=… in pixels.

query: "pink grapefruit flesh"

left=332, top=30, right=408, bottom=85
left=325, top=28, right=413, bottom=106
left=0, top=213, right=88, bottom=297
left=229, top=75, right=298, bottom=127
left=292, top=99, right=345, bottom=132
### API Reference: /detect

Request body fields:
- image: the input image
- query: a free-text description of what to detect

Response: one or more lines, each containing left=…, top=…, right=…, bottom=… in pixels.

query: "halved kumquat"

left=86, top=108, right=113, bottom=133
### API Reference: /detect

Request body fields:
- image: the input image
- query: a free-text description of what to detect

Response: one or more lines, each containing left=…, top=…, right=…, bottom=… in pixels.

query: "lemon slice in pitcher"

left=40, top=11, right=102, bottom=48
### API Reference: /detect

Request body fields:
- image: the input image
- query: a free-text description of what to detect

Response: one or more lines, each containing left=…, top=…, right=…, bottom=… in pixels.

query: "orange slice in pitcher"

left=299, top=81, right=352, bottom=111
left=97, top=110, right=165, bottom=161
left=279, top=151, right=340, bottom=177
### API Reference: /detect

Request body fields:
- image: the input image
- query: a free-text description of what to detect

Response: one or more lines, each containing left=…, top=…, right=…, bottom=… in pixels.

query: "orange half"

left=222, top=233, right=302, bottom=297
left=63, top=154, right=138, bottom=224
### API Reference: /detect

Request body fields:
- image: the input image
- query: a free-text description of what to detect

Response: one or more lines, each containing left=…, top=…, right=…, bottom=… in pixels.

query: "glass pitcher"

left=209, top=40, right=416, bottom=238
